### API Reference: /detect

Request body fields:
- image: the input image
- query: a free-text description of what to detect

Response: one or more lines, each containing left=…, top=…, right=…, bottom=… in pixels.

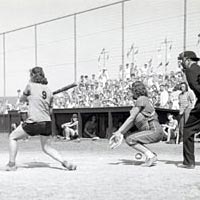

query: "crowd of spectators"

left=0, top=64, right=193, bottom=114
left=53, top=67, right=190, bottom=110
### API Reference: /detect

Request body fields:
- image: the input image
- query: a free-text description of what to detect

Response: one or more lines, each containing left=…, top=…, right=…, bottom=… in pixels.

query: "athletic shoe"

left=74, top=138, right=81, bottom=142
left=92, top=136, right=100, bottom=141
left=177, top=163, right=195, bottom=169
left=64, top=137, right=71, bottom=141
left=5, top=162, right=17, bottom=171
left=62, top=161, right=77, bottom=170
left=143, top=155, right=157, bottom=167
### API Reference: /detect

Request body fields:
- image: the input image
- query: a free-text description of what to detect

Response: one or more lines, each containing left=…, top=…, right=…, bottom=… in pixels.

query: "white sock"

left=144, top=151, right=155, bottom=158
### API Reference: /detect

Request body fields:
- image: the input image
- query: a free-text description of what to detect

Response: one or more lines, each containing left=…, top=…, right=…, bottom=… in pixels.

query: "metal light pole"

left=74, top=14, right=77, bottom=82
left=3, top=33, right=6, bottom=132
left=183, top=0, right=187, bottom=51
left=160, top=38, right=172, bottom=76
left=34, top=25, right=38, bottom=66
left=3, top=33, right=6, bottom=101
left=121, top=1, right=125, bottom=82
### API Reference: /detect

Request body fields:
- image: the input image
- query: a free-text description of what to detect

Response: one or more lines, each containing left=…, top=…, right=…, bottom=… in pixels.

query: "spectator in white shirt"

left=159, top=84, right=169, bottom=108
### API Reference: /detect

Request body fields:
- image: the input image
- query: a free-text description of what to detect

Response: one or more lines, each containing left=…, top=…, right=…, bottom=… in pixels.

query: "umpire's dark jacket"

left=184, top=63, right=200, bottom=125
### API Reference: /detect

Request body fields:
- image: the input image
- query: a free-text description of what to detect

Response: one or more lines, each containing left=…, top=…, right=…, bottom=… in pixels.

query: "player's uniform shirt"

left=125, top=95, right=163, bottom=145
left=133, top=96, right=159, bottom=131
left=22, top=82, right=53, bottom=123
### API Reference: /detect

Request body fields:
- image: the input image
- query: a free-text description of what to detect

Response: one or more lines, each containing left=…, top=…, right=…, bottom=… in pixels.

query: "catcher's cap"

left=72, top=113, right=78, bottom=118
left=178, top=51, right=200, bottom=61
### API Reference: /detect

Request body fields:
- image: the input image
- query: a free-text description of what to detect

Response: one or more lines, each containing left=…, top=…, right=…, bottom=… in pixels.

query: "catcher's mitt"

left=109, top=132, right=123, bottom=149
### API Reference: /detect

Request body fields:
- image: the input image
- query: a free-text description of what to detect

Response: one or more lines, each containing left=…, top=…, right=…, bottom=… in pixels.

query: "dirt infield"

left=0, top=133, right=200, bottom=200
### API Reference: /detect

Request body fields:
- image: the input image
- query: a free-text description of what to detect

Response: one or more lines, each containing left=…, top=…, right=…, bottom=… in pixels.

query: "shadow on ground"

left=109, top=158, right=200, bottom=168
left=159, top=159, right=200, bottom=166
left=109, top=159, right=144, bottom=166
left=20, top=162, right=66, bottom=171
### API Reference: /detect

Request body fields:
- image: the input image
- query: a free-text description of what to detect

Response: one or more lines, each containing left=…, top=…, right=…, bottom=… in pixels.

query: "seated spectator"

left=162, top=113, right=178, bottom=143
left=84, top=115, right=100, bottom=140
left=61, top=114, right=80, bottom=141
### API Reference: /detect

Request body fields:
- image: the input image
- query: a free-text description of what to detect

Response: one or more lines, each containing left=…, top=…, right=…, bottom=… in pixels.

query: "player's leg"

left=71, top=130, right=81, bottom=141
left=179, top=113, right=200, bottom=167
left=40, top=135, right=77, bottom=170
left=182, top=124, right=199, bottom=166
left=166, top=128, right=172, bottom=143
left=70, top=129, right=76, bottom=137
left=125, top=132, right=158, bottom=166
left=63, top=127, right=71, bottom=140
left=178, top=115, right=184, bottom=143
left=125, top=121, right=163, bottom=166
left=6, top=124, right=29, bottom=171
left=40, top=135, right=64, bottom=162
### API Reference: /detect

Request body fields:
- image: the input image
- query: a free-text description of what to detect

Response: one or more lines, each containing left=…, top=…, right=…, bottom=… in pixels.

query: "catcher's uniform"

left=124, top=96, right=164, bottom=145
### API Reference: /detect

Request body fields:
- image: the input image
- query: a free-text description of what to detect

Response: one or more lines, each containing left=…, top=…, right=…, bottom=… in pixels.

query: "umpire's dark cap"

left=178, top=51, right=200, bottom=61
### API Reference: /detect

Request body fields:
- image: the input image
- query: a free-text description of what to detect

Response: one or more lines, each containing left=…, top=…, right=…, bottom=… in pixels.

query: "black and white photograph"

left=0, top=0, right=200, bottom=199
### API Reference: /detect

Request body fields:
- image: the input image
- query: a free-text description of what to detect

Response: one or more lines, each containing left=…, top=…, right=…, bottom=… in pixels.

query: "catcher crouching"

left=109, top=81, right=164, bottom=167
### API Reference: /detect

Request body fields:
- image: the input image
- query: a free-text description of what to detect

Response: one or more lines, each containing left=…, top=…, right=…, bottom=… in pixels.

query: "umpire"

left=177, top=51, right=200, bottom=169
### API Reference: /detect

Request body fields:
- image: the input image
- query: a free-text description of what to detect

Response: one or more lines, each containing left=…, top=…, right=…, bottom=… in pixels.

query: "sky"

left=0, top=0, right=200, bottom=96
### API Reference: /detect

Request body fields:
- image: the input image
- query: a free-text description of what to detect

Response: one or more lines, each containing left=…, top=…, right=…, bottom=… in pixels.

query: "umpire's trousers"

left=183, top=104, right=200, bottom=165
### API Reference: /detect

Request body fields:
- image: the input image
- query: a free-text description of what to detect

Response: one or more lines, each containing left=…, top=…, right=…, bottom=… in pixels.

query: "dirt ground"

left=0, top=133, right=200, bottom=200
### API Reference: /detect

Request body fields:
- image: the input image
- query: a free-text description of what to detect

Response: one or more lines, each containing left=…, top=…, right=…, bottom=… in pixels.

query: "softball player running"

left=109, top=81, right=164, bottom=167
left=6, top=66, right=77, bottom=171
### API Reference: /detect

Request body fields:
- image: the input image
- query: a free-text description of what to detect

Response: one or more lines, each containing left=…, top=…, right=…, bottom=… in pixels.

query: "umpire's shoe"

left=177, top=163, right=195, bottom=169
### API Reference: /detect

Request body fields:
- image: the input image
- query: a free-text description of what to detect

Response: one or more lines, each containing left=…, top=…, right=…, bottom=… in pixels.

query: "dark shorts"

left=22, top=121, right=52, bottom=136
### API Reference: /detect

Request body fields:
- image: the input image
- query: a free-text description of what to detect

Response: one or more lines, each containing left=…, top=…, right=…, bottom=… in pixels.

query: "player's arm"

left=20, top=84, right=30, bottom=103
left=49, top=95, right=54, bottom=116
left=117, top=107, right=141, bottom=135
left=188, top=90, right=196, bottom=107
left=162, top=124, right=169, bottom=128
left=186, top=69, right=200, bottom=96
left=109, top=106, right=141, bottom=149
left=62, top=122, right=71, bottom=128
left=67, top=121, right=78, bottom=127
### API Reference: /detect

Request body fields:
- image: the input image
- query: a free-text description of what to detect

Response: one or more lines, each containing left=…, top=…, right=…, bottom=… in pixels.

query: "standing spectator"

left=159, top=84, right=169, bottom=108
left=91, top=74, right=98, bottom=87
left=125, top=63, right=130, bottom=80
left=177, top=51, right=200, bottom=169
left=79, top=75, right=85, bottom=86
left=178, top=82, right=195, bottom=143
left=170, top=85, right=181, bottom=110
left=99, top=69, right=108, bottom=87
left=84, top=75, right=91, bottom=89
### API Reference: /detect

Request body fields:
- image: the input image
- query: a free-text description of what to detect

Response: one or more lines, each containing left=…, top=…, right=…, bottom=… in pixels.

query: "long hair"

left=30, top=66, right=48, bottom=85
left=132, top=81, right=148, bottom=99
